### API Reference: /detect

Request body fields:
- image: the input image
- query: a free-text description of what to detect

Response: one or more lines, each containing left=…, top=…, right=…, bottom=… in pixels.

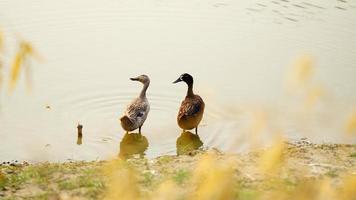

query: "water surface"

left=0, top=0, right=355, bottom=162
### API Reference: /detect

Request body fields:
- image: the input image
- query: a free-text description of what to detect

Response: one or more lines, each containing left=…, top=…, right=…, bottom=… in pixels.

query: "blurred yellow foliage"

left=103, top=159, right=140, bottom=200
left=259, top=136, right=286, bottom=174
left=8, top=40, right=41, bottom=92
left=0, top=28, right=42, bottom=92
left=190, top=153, right=235, bottom=200
left=288, top=55, right=314, bottom=90
left=0, top=29, right=3, bottom=52
left=258, top=174, right=356, bottom=200
left=102, top=143, right=355, bottom=200
left=152, top=180, right=181, bottom=200
left=317, top=178, right=338, bottom=200
left=104, top=153, right=237, bottom=200
left=339, top=174, right=356, bottom=200
left=283, top=179, right=323, bottom=200
left=287, top=56, right=329, bottom=111
left=9, top=51, right=23, bottom=90
left=9, top=41, right=32, bottom=91
left=0, top=28, right=3, bottom=87
left=305, top=85, right=325, bottom=108
left=345, top=110, right=356, bottom=135
left=248, top=110, right=267, bottom=149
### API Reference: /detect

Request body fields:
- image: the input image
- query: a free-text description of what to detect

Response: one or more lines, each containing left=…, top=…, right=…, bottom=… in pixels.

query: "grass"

left=157, top=156, right=173, bottom=164
left=173, top=169, right=190, bottom=185
left=141, top=171, right=155, bottom=187
left=58, top=179, right=78, bottom=190
left=237, top=188, right=260, bottom=200
left=0, top=161, right=105, bottom=199
left=325, top=169, right=338, bottom=178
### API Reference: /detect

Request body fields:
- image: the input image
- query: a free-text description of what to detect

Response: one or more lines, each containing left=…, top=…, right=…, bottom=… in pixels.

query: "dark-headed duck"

left=173, top=73, right=205, bottom=134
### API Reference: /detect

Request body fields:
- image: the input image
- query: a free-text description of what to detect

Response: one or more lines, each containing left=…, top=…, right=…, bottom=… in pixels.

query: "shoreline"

left=1, top=139, right=355, bottom=199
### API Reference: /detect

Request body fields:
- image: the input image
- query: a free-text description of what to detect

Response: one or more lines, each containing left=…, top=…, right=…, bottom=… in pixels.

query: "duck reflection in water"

left=176, top=131, right=203, bottom=155
left=118, top=132, right=149, bottom=159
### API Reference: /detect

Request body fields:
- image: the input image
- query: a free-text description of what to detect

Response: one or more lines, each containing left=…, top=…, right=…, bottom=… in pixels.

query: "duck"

left=120, top=75, right=150, bottom=134
left=173, top=73, right=205, bottom=134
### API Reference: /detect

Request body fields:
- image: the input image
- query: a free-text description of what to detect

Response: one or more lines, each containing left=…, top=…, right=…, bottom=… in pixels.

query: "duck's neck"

left=186, top=82, right=194, bottom=97
left=140, top=82, right=149, bottom=98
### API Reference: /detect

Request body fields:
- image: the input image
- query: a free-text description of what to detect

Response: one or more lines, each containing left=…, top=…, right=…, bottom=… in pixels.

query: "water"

left=0, top=0, right=355, bottom=162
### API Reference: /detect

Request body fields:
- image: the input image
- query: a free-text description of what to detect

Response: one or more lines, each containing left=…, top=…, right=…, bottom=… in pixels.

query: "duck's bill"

left=173, top=78, right=182, bottom=83
left=130, top=77, right=139, bottom=81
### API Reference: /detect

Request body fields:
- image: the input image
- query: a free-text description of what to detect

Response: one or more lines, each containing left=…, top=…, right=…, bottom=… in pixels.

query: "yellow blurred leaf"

left=103, top=159, right=140, bottom=200
left=287, top=55, right=315, bottom=92
left=9, top=51, right=24, bottom=91
left=259, top=136, right=286, bottom=174
left=8, top=40, right=41, bottom=92
left=22, top=41, right=43, bottom=62
left=153, top=180, right=182, bottom=200
left=296, top=56, right=313, bottom=82
left=248, top=110, right=267, bottom=149
left=305, top=85, right=325, bottom=108
left=0, top=28, right=3, bottom=88
left=21, top=41, right=33, bottom=54
left=345, top=110, right=356, bottom=135
left=0, top=29, right=3, bottom=52
left=0, top=67, right=2, bottom=88
left=339, top=174, right=356, bottom=200
left=294, top=55, right=314, bottom=84
left=317, top=178, right=337, bottom=200
left=190, top=153, right=235, bottom=200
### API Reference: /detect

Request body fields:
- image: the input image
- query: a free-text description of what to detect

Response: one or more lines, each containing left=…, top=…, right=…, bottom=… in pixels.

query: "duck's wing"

left=178, top=96, right=204, bottom=118
left=126, top=98, right=150, bottom=119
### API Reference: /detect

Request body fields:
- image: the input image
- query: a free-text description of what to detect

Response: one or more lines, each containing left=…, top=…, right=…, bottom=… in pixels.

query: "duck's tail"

left=120, top=115, right=133, bottom=131
left=120, top=115, right=132, bottom=124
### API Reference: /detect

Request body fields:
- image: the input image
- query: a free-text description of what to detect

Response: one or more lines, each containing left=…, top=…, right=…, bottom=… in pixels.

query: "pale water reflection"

left=0, top=0, right=355, bottom=162
left=176, top=131, right=203, bottom=155
left=118, top=133, right=149, bottom=159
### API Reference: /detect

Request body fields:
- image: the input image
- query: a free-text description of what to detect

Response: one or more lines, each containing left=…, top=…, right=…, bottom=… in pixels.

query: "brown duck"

left=173, top=73, right=205, bottom=134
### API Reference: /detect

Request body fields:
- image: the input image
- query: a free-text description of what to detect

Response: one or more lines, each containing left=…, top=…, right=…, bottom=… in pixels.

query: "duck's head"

left=173, top=73, right=193, bottom=85
left=130, top=74, right=150, bottom=84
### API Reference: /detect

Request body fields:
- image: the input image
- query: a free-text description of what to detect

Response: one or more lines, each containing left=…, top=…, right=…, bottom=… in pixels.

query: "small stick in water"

left=77, top=124, right=83, bottom=145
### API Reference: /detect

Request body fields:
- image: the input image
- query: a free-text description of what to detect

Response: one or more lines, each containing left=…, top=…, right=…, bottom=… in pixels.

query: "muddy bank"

left=0, top=139, right=355, bottom=199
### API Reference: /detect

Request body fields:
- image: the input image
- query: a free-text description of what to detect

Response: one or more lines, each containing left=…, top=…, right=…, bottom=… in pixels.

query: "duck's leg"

left=195, top=127, right=198, bottom=135
left=139, top=126, right=142, bottom=135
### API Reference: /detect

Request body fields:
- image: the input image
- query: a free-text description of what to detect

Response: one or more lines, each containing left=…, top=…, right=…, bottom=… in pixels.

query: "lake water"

left=0, top=0, right=355, bottom=162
